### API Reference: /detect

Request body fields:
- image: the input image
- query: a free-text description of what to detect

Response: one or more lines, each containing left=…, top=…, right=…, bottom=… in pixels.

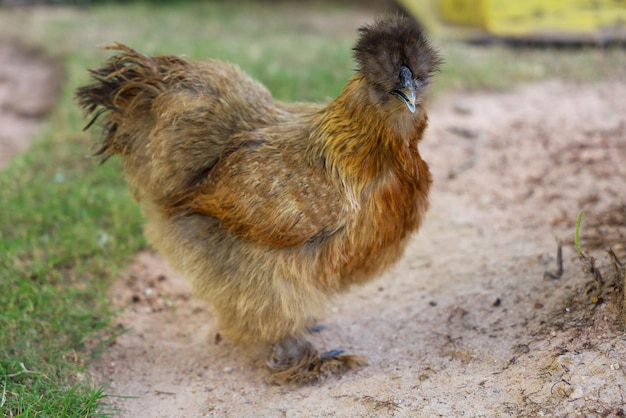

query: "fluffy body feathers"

left=77, top=15, right=440, bottom=384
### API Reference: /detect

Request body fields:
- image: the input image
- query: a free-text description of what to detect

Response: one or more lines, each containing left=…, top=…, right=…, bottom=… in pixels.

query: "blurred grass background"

left=0, top=1, right=625, bottom=416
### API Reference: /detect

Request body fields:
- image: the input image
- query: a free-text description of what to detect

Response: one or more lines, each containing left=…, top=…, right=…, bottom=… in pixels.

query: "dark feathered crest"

left=353, top=15, right=441, bottom=92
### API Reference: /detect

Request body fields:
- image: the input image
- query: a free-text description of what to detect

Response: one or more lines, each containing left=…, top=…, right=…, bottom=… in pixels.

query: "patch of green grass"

left=1, top=2, right=626, bottom=416
left=0, top=102, right=145, bottom=415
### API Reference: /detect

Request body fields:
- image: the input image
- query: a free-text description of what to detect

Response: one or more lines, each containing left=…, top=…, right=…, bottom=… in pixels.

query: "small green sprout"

left=575, top=210, right=583, bottom=255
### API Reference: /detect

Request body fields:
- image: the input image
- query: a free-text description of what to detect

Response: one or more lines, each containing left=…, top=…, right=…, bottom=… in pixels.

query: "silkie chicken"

left=77, top=15, right=440, bottom=384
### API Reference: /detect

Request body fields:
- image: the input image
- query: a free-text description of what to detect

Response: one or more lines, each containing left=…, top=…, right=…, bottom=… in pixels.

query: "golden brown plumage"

left=77, top=15, right=440, bottom=384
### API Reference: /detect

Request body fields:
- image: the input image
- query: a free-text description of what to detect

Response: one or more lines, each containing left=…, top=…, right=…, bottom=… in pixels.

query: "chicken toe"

left=267, top=337, right=367, bottom=385
left=307, top=324, right=326, bottom=333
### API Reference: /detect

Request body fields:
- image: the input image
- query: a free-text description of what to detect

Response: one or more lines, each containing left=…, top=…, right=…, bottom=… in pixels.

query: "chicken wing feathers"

left=172, top=127, right=346, bottom=248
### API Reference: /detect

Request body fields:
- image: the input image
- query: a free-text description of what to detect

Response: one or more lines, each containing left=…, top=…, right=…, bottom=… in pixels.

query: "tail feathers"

left=76, top=43, right=190, bottom=160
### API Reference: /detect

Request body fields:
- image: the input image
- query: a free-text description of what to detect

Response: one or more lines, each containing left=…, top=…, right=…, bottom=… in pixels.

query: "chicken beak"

left=394, top=66, right=418, bottom=114
left=394, top=84, right=417, bottom=114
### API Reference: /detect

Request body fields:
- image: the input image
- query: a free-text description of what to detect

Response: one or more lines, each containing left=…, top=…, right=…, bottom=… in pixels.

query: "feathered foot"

left=267, top=336, right=367, bottom=385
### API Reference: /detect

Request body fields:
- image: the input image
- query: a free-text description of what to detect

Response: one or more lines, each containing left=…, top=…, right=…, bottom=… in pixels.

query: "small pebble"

left=568, top=386, right=584, bottom=400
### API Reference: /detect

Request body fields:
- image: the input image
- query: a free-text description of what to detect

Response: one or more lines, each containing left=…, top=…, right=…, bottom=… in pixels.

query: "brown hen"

left=77, top=15, right=440, bottom=384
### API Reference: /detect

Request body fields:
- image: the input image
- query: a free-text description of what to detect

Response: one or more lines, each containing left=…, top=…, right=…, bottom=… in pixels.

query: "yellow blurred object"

left=398, top=0, right=626, bottom=42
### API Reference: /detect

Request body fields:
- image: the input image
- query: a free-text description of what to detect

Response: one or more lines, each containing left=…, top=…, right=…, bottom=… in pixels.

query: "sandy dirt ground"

left=0, top=42, right=62, bottom=168
left=88, top=81, right=626, bottom=417
left=3, top=42, right=625, bottom=417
